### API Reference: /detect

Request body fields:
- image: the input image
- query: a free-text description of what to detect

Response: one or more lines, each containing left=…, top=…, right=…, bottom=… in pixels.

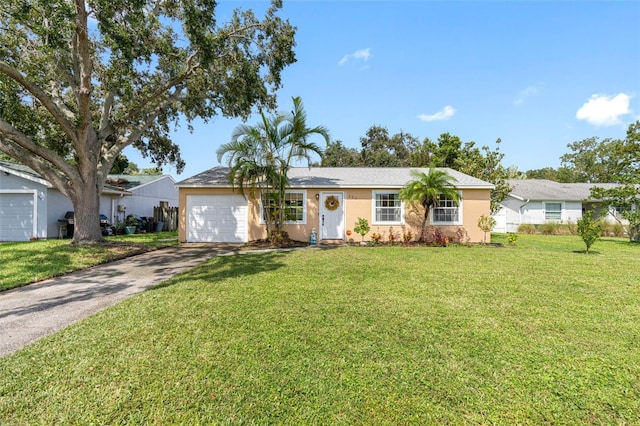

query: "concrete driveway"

left=0, top=244, right=246, bottom=358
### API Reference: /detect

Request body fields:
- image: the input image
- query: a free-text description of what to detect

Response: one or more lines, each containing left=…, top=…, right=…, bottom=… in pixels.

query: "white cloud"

left=417, top=105, right=456, bottom=122
left=338, top=48, right=371, bottom=66
left=576, top=93, right=632, bottom=126
left=514, top=85, right=541, bottom=106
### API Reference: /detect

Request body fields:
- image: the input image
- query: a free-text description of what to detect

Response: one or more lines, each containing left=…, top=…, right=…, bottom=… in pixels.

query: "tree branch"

left=115, top=86, right=186, bottom=154
left=0, top=61, right=77, bottom=142
left=0, top=138, right=76, bottom=198
left=128, top=51, right=200, bottom=121
left=99, top=90, right=116, bottom=137
left=73, top=0, right=93, bottom=129
left=0, top=119, right=78, bottom=187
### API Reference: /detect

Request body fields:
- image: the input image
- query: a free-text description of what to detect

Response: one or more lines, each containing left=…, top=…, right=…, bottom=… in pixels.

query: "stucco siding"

left=179, top=186, right=491, bottom=243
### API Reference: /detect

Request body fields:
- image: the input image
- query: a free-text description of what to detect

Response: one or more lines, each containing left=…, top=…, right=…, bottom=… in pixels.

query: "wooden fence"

left=153, top=202, right=178, bottom=232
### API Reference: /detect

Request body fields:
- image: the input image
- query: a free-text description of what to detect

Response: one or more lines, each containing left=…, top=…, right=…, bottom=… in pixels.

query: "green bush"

left=577, top=211, right=602, bottom=254
left=354, top=217, right=370, bottom=242
left=477, top=214, right=496, bottom=244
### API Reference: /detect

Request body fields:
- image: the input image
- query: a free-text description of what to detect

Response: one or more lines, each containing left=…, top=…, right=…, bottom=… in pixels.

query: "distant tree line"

left=524, top=121, right=640, bottom=184
left=319, top=125, right=513, bottom=214
left=317, top=121, right=639, bottom=216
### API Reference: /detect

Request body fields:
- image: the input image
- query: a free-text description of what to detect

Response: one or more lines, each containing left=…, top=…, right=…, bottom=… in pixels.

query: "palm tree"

left=399, top=168, right=460, bottom=242
left=217, top=96, right=329, bottom=240
left=273, top=96, right=329, bottom=226
left=216, top=127, right=279, bottom=237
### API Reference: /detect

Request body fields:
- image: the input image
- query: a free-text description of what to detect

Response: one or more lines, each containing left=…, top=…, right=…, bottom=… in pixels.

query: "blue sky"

left=124, top=0, right=640, bottom=179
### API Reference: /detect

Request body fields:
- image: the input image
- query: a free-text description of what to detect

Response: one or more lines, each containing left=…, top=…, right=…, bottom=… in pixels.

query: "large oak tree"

left=0, top=0, right=295, bottom=244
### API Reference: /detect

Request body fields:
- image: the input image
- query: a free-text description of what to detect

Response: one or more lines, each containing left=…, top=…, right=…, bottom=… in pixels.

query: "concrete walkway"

left=0, top=244, right=247, bottom=358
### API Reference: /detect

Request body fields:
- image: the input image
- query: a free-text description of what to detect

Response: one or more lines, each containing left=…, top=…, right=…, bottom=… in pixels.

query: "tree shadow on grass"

left=151, top=250, right=292, bottom=290
left=600, top=237, right=638, bottom=247
left=572, top=250, right=602, bottom=255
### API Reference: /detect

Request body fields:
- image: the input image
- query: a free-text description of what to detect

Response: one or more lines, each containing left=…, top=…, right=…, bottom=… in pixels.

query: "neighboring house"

left=175, top=167, right=494, bottom=244
left=105, top=174, right=178, bottom=224
left=493, top=179, right=625, bottom=233
left=0, top=160, right=130, bottom=241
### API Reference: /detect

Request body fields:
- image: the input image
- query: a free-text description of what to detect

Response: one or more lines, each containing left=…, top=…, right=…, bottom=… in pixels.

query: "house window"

left=261, top=191, right=306, bottom=224
left=432, top=194, right=461, bottom=224
left=544, top=202, right=562, bottom=221
left=372, top=191, right=403, bottom=225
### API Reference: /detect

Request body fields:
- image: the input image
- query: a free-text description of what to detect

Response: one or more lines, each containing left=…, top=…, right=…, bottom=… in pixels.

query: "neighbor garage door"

left=186, top=195, right=248, bottom=243
left=0, top=192, right=35, bottom=241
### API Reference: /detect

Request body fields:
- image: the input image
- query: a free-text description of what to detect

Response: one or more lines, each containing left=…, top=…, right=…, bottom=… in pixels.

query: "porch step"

left=318, top=239, right=346, bottom=246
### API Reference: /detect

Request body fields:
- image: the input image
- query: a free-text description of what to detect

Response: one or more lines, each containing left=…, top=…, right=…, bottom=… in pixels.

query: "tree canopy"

left=525, top=121, right=640, bottom=184
left=0, top=0, right=296, bottom=244
left=321, top=126, right=511, bottom=214
left=588, top=121, right=640, bottom=242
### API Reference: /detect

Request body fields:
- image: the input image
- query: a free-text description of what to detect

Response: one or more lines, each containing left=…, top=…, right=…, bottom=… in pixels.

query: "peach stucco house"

left=175, top=167, right=494, bottom=244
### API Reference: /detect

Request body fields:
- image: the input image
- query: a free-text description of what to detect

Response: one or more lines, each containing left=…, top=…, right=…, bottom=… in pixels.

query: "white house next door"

left=320, top=192, right=345, bottom=240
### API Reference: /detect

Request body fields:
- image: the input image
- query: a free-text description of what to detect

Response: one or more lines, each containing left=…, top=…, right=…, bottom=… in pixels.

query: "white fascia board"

left=0, top=165, right=51, bottom=187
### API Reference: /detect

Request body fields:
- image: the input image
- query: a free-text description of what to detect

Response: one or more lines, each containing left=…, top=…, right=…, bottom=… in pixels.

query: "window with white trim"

left=372, top=191, right=403, bottom=225
left=432, top=194, right=461, bottom=224
left=261, top=190, right=306, bottom=224
left=544, top=202, right=562, bottom=221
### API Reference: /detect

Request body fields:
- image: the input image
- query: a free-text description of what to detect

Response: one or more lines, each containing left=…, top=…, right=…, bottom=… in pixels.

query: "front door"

left=320, top=192, right=345, bottom=240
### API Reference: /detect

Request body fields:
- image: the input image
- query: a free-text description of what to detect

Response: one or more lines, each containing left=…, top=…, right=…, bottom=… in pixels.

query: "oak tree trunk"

left=68, top=156, right=105, bottom=245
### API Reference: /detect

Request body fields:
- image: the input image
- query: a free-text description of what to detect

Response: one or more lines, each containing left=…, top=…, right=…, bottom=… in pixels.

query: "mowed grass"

left=0, top=233, right=178, bottom=291
left=1, top=235, right=639, bottom=424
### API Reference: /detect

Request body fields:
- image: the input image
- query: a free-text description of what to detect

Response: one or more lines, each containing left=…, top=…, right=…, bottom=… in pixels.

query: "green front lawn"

left=0, top=232, right=178, bottom=291
left=1, top=235, right=638, bottom=424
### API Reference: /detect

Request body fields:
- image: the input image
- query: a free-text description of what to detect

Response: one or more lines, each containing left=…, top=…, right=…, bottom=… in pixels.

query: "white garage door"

left=0, top=192, right=35, bottom=241
left=186, top=195, right=248, bottom=243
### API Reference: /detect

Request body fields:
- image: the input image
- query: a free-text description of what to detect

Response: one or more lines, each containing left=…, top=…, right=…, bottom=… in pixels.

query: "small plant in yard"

left=423, top=226, right=448, bottom=246
left=371, top=232, right=382, bottom=245
left=577, top=210, right=602, bottom=254
left=402, top=229, right=413, bottom=244
left=454, top=227, right=471, bottom=245
left=354, top=217, right=370, bottom=243
left=125, top=214, right=139, bottom=227
left=507, top=233, right=518, bottom=246
left=477, top=214, right=496, bottom=244
left=387, top=227, right=398, bottom=244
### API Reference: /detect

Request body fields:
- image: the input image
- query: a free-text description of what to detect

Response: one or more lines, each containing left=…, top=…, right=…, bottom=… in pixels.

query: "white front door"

left=320, top=192, right=345, bottom=240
